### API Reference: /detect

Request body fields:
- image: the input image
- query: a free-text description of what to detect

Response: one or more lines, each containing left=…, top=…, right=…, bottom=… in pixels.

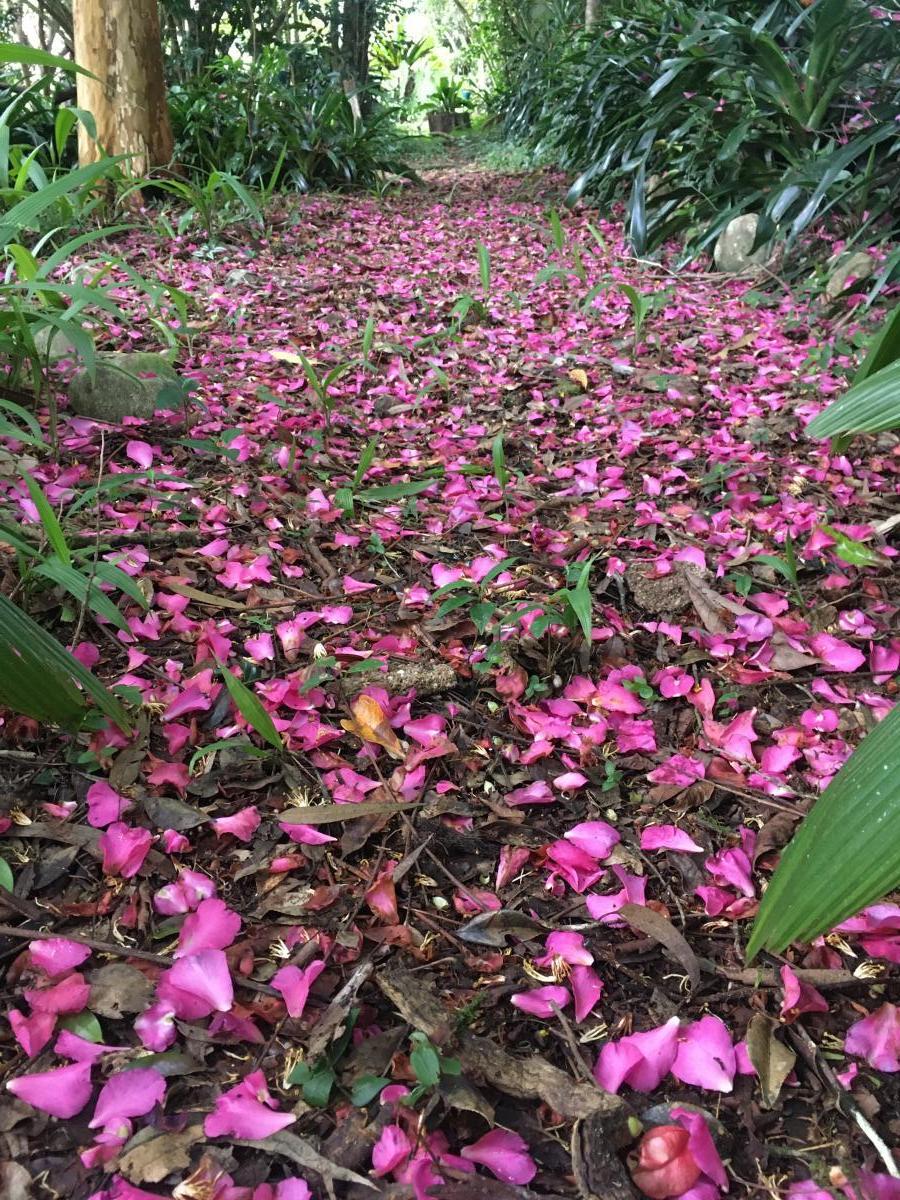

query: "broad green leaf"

left=356, top=479, right=433, bottom=503
left=0, top=157, right=119, bottom=244
left=350, top=1075, right=390, bottom=1106
left=477, top=241, right=491, bottom=296
left=301, top=1063, right=336, bottom=1108
left=0, top=594, right=130, bottom=730
left=548, top=208, right=565, bottom=252
left=820, top=525, right=886, bottom=569
left=410, top=1032, right=441, bottom=1088
left=216, top=659, right=283, bottom=751
left=565, top=586, right=593, bottom=640
left=0, top=42, right=96, bottom=76
left=470, top=601, right=496, bottom=634
left=0, top=857, right=13, bottom=891
left=491, top=433, right=509, bottom=488
left=35, top=558, right=129, bottom=631
left=747, top=703, right=900, bottom=959
left=852, top=305, right=900, bottom=386
left=353, top=435, right=379, bottom=488
left=806, top=360, right=900, bottom=440
left=22, top=472, right=70, bottom=565
left=58, top=1010, right=103, bottom=1042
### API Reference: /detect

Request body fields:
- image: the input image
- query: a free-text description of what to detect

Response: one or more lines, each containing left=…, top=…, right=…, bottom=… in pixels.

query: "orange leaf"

left=340, top=695, right=405, bottom=760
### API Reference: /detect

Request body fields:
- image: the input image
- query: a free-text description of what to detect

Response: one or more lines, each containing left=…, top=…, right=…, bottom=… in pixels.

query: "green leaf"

left=410, top=1032, right=441, bottom=1088
left=0, top=593, right=131, bottom=731
left=806, top=359, right=900, bottom=441
left=302, top=1063, right=336, bottom=1108
left=0, top=157, right=119, bottom=244
left=747, top=703, right=900, bottom=960
left=565, top=586, right=593, bottom=640
left=353, top=435, right=379, bottom=488
left=852, top=305, right=900, bottom=386
left=58, top=1010, right=103, bottom=1042
left=22, top=470, right=70, bottom=565
left=0, top=857, right=13, bottom=892
left=491, top=433, right=509, bottom=488
left=477, top=241, right=491, bottom=296
left=355, top=479, right=433, bottom=504
left=286, top=1061, right=312, bottom=1087
left=548, top=208, right=565, bottom=252
left=436, top=593, right=476, bottom=620
left=470, top=601, right=496, bottom=634
left=350, top=1075, right=390, bottom=1106
left=216, top=659, right=283, bottom=750
left=35, top=558, right=129, bottom=631
left=0, top=42, right=96, bottom=76
left=820, top=525, right=886, bottom=569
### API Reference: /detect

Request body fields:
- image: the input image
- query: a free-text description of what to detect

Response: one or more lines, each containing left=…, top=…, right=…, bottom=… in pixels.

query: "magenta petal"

left=845, top=1002, right=900, bottom=1072
left=55, top=1030, right=121, bottom=1062
left=461, top=1130, right=537, bottom=1185
left=593, top=1016, right=680, bottom=1093
left=279, top=823, right=338, bottom=845
left=571, top=965, right=604, bottom=1023
left=6, top=1061, right=93, bottom=1118
left=28, top=937, right=91, bottom=977
left=25, top=972, right=91, bottom=1015
left=537, top=931, right=593, bottom=967
left=204, top=1094, right=295, bottom=1139
left=159, top=948, right=233, bottom=1017
left=510, top=985, right=570, bottom=1019
left=640, top=824, right=703, bottom=854
left=276, top=1181, right=312, bottom=1200
left=672, top=1015, right=736, bottom=1093
left=90, top=1068, right=166, bottom=1130
left=134, top=1001, right=177, bottom=1052
left=271, top=960, right=326, bottom=1019
left=176, top=898, right=241, bottom=958
left=8, top=1008, right=56, bottom=1057
left=86, top=781, right=133, bottom=828
left=564, top=820, right=621, bottom=860
left=372, top=1124, right=412, bottom=1177
left=779, top=965, right=829, bottom=1021
left=671, top=1107, right=728, bottom=1189
left=98, top=822, right=152, bottom=878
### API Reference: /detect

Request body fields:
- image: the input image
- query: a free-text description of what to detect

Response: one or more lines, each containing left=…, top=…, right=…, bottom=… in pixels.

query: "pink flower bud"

left=630, top=1125, right=701, bottom=1199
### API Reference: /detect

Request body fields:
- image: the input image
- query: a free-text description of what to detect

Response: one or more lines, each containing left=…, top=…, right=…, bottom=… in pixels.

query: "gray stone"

left=713, top=213, right=768, bottom=274
left=32, top=323, right=92, bottom=362
left=825, top=250, right=874, bottom=301
left=68, top=351, right=180, bottom=422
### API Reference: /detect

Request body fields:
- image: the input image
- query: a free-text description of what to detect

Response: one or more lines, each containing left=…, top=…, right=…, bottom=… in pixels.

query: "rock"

left=825, top=250, right=874, bottom=300
left=713, top=214, right=768, bottom=274
left=626, top=562, right=692, bottom=613
left=32, top=324, right=92, bottom=362
left=69, top=351, right=180, bottom=422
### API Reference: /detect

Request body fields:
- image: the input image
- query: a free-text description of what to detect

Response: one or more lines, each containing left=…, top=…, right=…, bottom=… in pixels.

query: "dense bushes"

left=168, top=49, right=412, bottom=193
left=503, top=0, right=900, bottom=278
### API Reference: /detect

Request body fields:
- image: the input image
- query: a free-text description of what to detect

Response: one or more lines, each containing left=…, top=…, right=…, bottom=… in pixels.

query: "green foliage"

left=806, top=306, right=900, bottom=444
left=168, top=50, right=412, bottom=193
left=216, top=659, right=284, bottom=751
left=747, top=703, right=900, bottom=959
left=503, top=0, right=900, bottom=276
left=428, top=76, right=469, bottom=114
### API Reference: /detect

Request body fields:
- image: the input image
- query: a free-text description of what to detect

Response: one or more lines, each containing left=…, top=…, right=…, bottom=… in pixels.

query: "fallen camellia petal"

left=28, top=937, right=91, bottom=977
left=594, top=1017, right=680, bottom=1093
left=844, top=1003, right=900, bottom=1072
left=630, top=1124, right=701, bottom=1199
left=670, top=1107, right=728, bottom=1190
left=8, top=1008, right=55, bottom=1057
left=210, top=806, right=261, bottom=842
left=271, top=959, right=326, bottom=1018
left=640, top=825, right=703, bottom=854
left=6, top=1061, right=93, bottom=1118
left=24, top=972, right=91, bottom=1015
left=98, top=822, right=152, bottom=878
left=204, top=1070, right=295, bottom=1139
left=86, top=781, right=133, bottom=828
left=510, top=985, right=570, bottom=1018
left=176, top=897, right=242, bottom=957
left=158, top=948, right=234, bottom=1017
left=461, top=1129, right=537, bottom=1185
left=671, top=1015, right=736, bottom=1093
left=89, top=1068, right=166, bottom=1130
left=779, top=966, right=829, bottom=1023
left=371, top=1123, right=412, bottom=1177
left=571, top=964, right=604, bottom=1022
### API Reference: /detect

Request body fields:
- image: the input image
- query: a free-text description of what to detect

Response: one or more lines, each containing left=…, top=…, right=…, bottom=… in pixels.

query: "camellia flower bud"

left=630, top=1124, right=701, bottom=1199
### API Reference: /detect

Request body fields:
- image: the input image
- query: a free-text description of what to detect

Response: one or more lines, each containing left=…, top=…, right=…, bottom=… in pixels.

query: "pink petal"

left=98, top=822, right=152, bottom=878
left=271, top=960, right=326, bottom=1019
left=779, top=966, right=829, bottom=1022
left=176, top=898, right=242, bottom=958
left=158, top=948, right=234, bottom=1017
left=372, top=1124, right=412, bottom=1177
left=506, top=780, right=555, bottom=806
left=461, top=1130, right=537, bottom=1186
left=553, top=771, right=588, bottom=791
left=594, top=1016, right=680, bottom=1093
left=845, top=1003, right=900, bottom=1072
left=204, top=1094, right=295, bottom=1139
left=211, top=807, right=260, bottom=842
left=134, top=1001, right=177, bottom=1052
left=672, top=1015, right=736, bottom=1093
left=6, top=1061, right=93, bottom=1118
left=535, top=931, right=594, bottom=967
left=125, top=440, right=154, bottom=470
left=55, top=1030, right=121, bottom=1062
left=564, top=820, right=621, bottom=860
left=8, top=1009, right=56, bottom=1057
left=86, top=781, right=133, bottom=828
left=510, top=985, right=570, bottom=1018
left=640, top=825, right=703, bottom=854
left=25, top=972, right=91, bottom=1015
left=670, top=1107, right=728, bottom=1189
left=810, top=633, right=866, bottom=673
left=571, top=965, right=604, bottom=1022
left=276, top=1180, right=311, bottom=1200
left=279, top=823, right=338, bottom=845
left=90, top=1068, right=166, bottom=1130
left=28, top=937, right=91, bottom=977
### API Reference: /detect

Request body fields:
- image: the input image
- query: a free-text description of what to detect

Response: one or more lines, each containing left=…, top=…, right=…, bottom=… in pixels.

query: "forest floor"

left=1, top=161, right=899, bottom=1200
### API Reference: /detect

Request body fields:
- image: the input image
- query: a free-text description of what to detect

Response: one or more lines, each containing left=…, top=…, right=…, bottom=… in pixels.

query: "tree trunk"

left=585, top=0, right=599, bottom=30
left=73, top=0, right=173, bottom=177
left=341, top=0, right=376, bottom=114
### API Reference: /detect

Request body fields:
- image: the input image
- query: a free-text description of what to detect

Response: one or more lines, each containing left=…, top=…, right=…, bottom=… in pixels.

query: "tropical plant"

left=427, top=77, right=468, bottom=114
left=503, top=0, right=900, bottom=279
left=747, top=702, right=900, bottom=958
left=805, top=305, right=900, bottom=445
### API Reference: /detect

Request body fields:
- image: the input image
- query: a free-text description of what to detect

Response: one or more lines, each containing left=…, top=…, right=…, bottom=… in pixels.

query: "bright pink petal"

left=6, top=1061, right=93, bottom=1118
left=571, top=965, right=604, bottom=1022
left=90, top=1068, right=166, bottom=1130
left=845, top=1003, right=900, bottom=1072
left=564, top=820, right=621, bottom=860
left=125, top=440, right=154, bottom=469
left=25, top=972, right=91, bottom=1015
left=8, top=1009, right=55, bottom=1057
left=640, top=825, right=703, bottom=854
left=594, top=1017, right=680, bottom=1093
left=98, top=822, right=152, bottom=878
left=176, top=898, right=241, bottom=958
left=780, top=966, right=829, bottom=1022
left=86, top=781, right=132, bottom=828
left=671, top=1107, right=728, bottom=1189
left=205, top=1094, right=295, bottom=1139
left=510, top=985, right=570, bottom=1018
left=672, top=1015, right=736, bottom=1093
left=372, top=1124, right=412, bottom=1177
left=158, top=948, right=233, bottom=1017
left=211, top=806, right=260, bottom=842
left=271, top=960, right=326, bottom=1019
left=279, top=823, right=338, bottom=845
left=28, top=937, right=91, bottom=977
left=461, top=1129, right=537, bottom=1185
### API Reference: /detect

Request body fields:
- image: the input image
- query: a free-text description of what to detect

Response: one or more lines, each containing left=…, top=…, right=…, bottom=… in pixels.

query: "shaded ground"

left=1, top=164, right=898, bottom=1200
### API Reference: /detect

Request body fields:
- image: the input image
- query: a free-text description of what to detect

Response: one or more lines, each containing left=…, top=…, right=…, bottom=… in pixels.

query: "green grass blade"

left=217, top=659, right=283, bottom=750
left=22, top=471, right=70, bottom=565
